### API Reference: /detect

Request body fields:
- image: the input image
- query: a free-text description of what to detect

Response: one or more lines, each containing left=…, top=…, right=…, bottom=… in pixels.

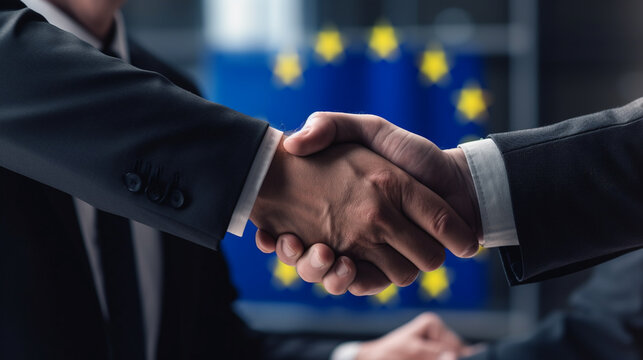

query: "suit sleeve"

left=464, top=250, right=643, bottom=360
left=0, top=9, right=269, bottom=249
left=488, top=99, right=643, bottom=284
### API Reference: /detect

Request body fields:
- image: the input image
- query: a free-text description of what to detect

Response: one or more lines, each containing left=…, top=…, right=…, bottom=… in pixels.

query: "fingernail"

left=282, top=241, right=296, bottom=258
left=335, top=259, right=349, bottom=277
left=311, top=249, right=325, bottom=269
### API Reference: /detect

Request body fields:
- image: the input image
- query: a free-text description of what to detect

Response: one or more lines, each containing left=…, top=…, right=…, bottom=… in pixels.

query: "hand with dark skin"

left=255, top=113, right=481, bottom=295
left=250, top=137, right=478, bottom=294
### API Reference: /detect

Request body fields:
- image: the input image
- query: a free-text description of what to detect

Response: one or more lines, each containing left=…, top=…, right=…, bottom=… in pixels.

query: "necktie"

left=96, top=210, right=146, bottom=360
left=96, top=33, right=144, bottom=359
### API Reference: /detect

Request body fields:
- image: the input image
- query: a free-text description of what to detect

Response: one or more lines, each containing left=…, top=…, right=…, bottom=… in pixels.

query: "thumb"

left=284, top=112, right=387, bottom=156
left=284, top=113, right=338, bottom=156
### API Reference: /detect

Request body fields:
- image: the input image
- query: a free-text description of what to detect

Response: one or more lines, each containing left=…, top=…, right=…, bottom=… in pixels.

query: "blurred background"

left=121, top=0, right=643, bottom=344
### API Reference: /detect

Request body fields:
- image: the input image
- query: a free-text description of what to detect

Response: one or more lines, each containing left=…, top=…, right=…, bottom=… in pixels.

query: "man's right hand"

left=250, top=136, right=478, bottom=295
left=255, top=113, right=482, bottom=295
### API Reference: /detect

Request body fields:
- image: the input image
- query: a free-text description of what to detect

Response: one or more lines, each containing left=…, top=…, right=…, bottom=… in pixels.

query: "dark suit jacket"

left=0, top=3, right=340, bottom=359
left=0, top=5, right=266, bottom=250
left=488, top=100, right=643, bottom=284
left=466, top=249, right=643, bottom=360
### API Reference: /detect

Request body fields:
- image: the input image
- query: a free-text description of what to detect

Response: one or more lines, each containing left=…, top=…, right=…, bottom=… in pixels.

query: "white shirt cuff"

left=330, top=341, right=362, bottom=360
left=226, top=127, right=283, bottom=236
left=459, top=139, right=519, bottom=247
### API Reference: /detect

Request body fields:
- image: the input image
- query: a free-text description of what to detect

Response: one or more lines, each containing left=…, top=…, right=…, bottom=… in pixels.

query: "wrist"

left=445, top=148, right=483, bottom=242
left=249, top=136, right=286, bottom=228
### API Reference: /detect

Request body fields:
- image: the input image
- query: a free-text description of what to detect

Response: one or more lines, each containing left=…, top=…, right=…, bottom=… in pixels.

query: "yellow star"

left=273, top=53, right=303, bottom=86
left=368, top=21, right=399, bottom=60
left=455, top=83, right=489, bottom=121
left=419, top=267, right=450, bottom=299
left=315, top=27, right=344, bottom=63
left=373, top=284, right=399, bottom=304
left=419, top=45, right=449, bottom=84
left=272, top=258, right=299, bottom=288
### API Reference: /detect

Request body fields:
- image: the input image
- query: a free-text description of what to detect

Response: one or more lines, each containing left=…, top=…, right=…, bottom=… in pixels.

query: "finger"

left=361, top=244, right=420, bottom=287
left=284, top=112, right=387, bottom=156
left=402, top=178, right=479, bottom=259
left=381, top=205, right=447, bottom=273
left=285, top=112, right=451, bottom=193
left=295, top=243, right=335, bottom=283
left=405, top=313, right=445, bottom=339
left=255, top=229, right=277, bottom=253
left=274, top=233, right=305, bottom=266
left=322, top=256, right=357, bottom=295
left=348, top=261, right=391, bottom=296
left=404, top=313, right=442, bottom=335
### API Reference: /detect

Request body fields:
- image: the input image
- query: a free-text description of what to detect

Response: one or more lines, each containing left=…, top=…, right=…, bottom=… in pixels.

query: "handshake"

left=249, top=112, right=482, bottom=296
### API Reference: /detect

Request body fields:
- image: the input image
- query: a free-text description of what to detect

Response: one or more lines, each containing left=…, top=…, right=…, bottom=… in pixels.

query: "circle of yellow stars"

left=272, top=21, right=490, bottom=121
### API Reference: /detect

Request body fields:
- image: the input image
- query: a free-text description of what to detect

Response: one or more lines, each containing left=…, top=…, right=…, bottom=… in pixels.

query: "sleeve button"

left=146, top=183, right=164, bottom=203
left=124, top=172, right=142, bottom=192
left=169, top=189, right=185, bottom=209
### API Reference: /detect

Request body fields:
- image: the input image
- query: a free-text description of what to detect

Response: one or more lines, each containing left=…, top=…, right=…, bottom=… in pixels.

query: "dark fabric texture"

left=0, top=7, right=269, bottom=250
left=96, top=210, right=146, bottom=359
left=0, top=4, right=338, bottom=360
left=464, top=249, right=643, bottom=360
left=488, top=99, right=643, bottom=284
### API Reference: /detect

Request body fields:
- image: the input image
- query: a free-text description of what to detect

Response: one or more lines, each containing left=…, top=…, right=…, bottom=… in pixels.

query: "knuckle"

left=431, top=207, right=452, bottom=236
left=431, top=209, right=478, bottom=258
left=363, top=205, right=386, bottom=226
left=363, top=114, right=385, bottom=126
left=367, top=169, right=398, bottom=190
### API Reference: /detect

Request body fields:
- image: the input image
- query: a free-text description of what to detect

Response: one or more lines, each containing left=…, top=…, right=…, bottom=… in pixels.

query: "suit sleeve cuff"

left=459, top=138, right=519, bottom=248
left=330, top=342, right=362, bottom=360
left=226, top=127, right=283, bottom=236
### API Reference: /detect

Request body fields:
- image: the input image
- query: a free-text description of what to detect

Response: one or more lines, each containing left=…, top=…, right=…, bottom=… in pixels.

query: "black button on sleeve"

left=169, top=189, right=185, bottom=209
left=123, top=172, right=142, bottom=193
left=145, top=183, right=164, bottom=203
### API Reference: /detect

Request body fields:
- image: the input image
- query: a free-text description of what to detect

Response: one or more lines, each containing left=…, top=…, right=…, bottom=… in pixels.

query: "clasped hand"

left=249, top=112, right=481, bottom=295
